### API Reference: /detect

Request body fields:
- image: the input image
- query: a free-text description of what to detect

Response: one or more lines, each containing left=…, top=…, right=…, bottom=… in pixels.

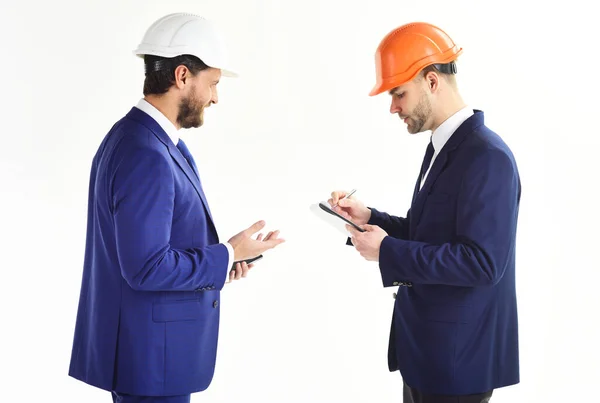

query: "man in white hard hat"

left=68, top=13, right=285, bottom=403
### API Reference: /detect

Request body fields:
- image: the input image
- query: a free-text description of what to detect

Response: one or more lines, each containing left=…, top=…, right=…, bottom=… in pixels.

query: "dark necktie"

left=412, top=140, right=434, bottom=202
left=176, top=139, right=199, bottom=178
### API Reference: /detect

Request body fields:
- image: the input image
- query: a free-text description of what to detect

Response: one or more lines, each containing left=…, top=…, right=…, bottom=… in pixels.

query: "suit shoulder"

left=462, top=142, right=520, bottom=188
left=463, top=124, right=517, bottom=166
left=97, top=117, right=168, bottom=166
left=94, top=114, right=171, bottom=176
left=96, top=111, right=164, bottom=149
left=118, top=117, right=166, bottom=150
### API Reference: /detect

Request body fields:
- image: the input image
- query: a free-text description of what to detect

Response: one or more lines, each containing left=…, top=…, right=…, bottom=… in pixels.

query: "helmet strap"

left=433, top=61, right=457, bottom=75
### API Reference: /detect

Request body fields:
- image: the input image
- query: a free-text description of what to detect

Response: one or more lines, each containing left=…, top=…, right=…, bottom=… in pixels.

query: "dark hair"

left=143, top=54, right=210, bottom=96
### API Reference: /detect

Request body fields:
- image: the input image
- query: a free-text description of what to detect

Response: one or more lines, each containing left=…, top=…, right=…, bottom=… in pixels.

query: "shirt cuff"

left=224, top=242, right=234, bottom=279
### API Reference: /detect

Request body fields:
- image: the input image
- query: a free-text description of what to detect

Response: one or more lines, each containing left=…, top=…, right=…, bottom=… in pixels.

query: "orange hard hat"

left=369, top=22, right=463, bottom=96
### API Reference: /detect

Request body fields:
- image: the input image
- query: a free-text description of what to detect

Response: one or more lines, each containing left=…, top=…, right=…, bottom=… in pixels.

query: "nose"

left=211, top=88, right=219, bottom=105
left=390, top=99, right=400, bottom=114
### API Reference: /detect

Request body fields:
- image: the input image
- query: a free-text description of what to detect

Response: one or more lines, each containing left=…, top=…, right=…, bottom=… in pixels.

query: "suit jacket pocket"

left=153, top=300, right=202, bottom=322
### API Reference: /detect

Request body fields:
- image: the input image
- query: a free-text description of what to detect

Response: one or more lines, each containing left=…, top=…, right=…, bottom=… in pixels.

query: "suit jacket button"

left=392, top=292, right=397, bottom=299
left=213, top=300, right=219, bottom=308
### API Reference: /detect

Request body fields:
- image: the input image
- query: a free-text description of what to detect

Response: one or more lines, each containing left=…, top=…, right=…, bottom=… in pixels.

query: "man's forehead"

left=388, top=85, right=407, bottom=95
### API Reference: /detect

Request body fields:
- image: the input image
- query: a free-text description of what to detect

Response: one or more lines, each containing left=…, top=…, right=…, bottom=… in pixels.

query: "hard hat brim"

left=220, top=69, right=238, bottom=78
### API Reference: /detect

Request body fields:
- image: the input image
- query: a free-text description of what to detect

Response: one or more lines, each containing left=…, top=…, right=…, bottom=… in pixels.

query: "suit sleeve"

left=111, top=146, right=229, bottom=292
left=367, top=207, right=410, bottom=239
left=345, top=208, right=411, bottom=246
left=378, top=149, right=520, bottom=287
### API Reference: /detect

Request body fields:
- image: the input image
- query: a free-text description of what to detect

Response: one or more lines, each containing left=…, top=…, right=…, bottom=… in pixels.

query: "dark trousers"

left=403, top=381, right=493, bottom=403
left=111, top=392, right=191, bottom=403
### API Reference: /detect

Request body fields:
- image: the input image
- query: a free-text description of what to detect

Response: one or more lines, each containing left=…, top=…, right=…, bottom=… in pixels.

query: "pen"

left=332, top=189, right=356, bottom=209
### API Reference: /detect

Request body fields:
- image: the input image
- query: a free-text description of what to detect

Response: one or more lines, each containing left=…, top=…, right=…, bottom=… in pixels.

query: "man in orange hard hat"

left=329, top=22, right=521, bottom=403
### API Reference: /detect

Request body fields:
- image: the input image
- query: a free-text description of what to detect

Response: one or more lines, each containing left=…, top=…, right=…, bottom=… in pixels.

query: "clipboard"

left=310, top=201, right=366, bottom=234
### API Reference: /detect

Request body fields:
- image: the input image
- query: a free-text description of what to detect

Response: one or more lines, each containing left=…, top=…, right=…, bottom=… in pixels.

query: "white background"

left=1, top=0, right=598, bottom=402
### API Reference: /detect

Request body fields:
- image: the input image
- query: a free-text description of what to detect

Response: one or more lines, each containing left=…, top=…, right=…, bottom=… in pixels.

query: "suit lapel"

left=125, top=108, right=218, bottom=239
left=168, top=144, right=215, bottom=225
left=410, top=151, right=449, bottom=225
left=408, top=110, right=485, bottom=228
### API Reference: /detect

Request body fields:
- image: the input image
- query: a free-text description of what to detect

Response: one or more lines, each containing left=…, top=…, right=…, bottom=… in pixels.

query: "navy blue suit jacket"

left=68, top=107, right=229, bottom=396
left=366, top=110, right=520, bottom=395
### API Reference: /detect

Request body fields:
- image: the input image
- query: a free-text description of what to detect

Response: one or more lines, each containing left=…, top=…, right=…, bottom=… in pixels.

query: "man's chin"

left=405, top=123, right=426, bottom=135
left=180, top=118, right=204, bottom=129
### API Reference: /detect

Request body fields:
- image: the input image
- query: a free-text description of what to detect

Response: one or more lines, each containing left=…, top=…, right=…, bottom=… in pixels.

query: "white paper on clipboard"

left=309, top=201, right=366, bottom=236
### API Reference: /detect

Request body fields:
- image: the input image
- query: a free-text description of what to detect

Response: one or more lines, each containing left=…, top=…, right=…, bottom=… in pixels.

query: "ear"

left=173, top=65, right=189, bottom=89
left=425, top=71, right=440, bottom=93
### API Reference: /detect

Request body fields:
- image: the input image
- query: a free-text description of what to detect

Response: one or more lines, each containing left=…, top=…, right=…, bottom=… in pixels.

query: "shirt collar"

left=431, top=106, right=474, bottom=153
left=134, top=98, right=180, bottom=146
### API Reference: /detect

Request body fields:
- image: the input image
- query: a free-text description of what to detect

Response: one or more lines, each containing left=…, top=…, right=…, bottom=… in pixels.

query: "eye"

left=395, top=92, right=404, bottom=99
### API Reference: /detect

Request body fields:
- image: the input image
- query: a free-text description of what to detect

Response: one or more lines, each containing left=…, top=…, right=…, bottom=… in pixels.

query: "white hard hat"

left=133, top=13, right=238, bottom=77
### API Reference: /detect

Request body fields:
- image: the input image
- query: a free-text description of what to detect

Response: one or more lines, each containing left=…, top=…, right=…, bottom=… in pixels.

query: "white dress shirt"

left=134, top=98, right=235, bottom=280
left=420, top=106, right=474, bottom=189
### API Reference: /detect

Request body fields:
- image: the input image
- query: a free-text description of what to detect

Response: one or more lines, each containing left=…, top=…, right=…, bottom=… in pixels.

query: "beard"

left=405, top=90, right=432, bottom=134
left=177, top=86, right=206, bottom=129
